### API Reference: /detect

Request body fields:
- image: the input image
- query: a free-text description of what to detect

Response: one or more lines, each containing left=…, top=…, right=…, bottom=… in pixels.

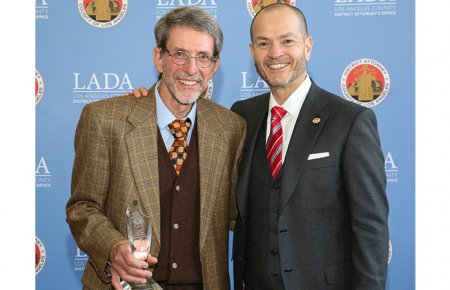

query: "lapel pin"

left=312, top=117, right=321, bottom=124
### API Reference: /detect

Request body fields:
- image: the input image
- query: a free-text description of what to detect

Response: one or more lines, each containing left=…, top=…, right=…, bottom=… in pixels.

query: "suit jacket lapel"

left=279, top=82, right=330, bottom=213
left=236, top=94, right=270, bottom=224
left=125, top=84, right=162, bottom=245
left=196, top=98, right=225, bottom=251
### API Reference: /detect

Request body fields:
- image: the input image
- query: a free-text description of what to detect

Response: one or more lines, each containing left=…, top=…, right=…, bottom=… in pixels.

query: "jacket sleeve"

left=343, top=108, right=389, bottom=289
left=229, top=118, right=246, bottom=230
left=66, top=104, right=127, bottom=283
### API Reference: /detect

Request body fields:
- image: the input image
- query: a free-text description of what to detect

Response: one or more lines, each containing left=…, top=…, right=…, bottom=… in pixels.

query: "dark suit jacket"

left=66, top=83, right=246, bottom=290
left=231, top=81, right=389, bottom=290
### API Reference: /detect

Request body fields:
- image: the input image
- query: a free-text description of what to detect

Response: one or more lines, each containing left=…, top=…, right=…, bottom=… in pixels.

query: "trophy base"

left=131, top=286, right=152, bottom=290
left=121, top=279, right=162, bottom=290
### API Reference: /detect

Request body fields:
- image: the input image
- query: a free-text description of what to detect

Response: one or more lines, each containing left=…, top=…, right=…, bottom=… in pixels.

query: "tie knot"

left=169, top=119, right=191, bottom=139
left=271, top=106, right=286, bottom=121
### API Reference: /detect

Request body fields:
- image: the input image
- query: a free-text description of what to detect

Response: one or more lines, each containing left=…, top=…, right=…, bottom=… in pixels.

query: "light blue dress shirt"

left=154, top=84, right=197, bottom=152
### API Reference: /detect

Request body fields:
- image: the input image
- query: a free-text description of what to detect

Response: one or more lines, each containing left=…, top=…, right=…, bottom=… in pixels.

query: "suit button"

left=172, top=262, right=178, bottom=269
left=271, top=227, right=277, bottom=234
left=270, top=273, right=279, bottom=277
left=175, top=185, right=181, bottom=191
left=272, top=207, right=278, bottom=213
left=239, top=257, right=244, bottom=263
left=270, top=250, right=279, bottom=256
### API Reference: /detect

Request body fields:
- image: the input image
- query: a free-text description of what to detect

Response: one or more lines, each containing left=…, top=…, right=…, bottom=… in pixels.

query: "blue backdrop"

left=35, top=1, right=415, bottom=289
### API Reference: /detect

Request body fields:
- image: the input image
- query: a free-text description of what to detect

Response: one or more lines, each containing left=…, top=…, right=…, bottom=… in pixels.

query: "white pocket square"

left=307, top=152, right=330, bottom=160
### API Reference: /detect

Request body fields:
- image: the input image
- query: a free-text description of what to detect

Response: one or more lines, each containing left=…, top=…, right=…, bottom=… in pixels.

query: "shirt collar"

left=268, top=74, right=312, bottom=118
left=154, top=82, right=197, bottom=129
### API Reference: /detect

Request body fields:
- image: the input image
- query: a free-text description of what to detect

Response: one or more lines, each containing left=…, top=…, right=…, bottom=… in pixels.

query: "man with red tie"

left=231, top=4, right=389, bottom=289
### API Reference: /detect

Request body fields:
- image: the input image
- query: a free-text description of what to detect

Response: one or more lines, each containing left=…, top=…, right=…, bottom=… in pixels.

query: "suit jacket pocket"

left=324, top=261, right=352, bottom=284
left=304, top=156, right=336, bottom=169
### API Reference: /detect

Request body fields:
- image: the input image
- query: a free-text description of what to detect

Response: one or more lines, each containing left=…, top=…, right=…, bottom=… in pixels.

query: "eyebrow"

left=278, top=32, right=296, bottom=39
left=253, top=35, right=270, bottom=42
left=253, top=32, right=297, bottom=41
left=171, top=47, right=213, bottom=55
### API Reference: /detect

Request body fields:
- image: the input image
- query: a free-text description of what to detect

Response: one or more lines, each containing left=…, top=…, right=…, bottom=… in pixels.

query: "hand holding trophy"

left=125, top=200, right=154, bottom=289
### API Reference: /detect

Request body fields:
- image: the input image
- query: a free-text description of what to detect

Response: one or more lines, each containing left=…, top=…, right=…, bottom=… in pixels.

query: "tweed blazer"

left=66, top=83, right=246, bottom=290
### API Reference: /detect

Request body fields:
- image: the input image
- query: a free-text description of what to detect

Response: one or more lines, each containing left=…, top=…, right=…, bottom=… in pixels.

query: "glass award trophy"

left=126, top=200, right=153, bottom=289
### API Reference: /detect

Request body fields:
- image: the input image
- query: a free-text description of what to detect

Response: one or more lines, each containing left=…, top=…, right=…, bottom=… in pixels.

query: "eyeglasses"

left=162, top=48, right=217, bottom=68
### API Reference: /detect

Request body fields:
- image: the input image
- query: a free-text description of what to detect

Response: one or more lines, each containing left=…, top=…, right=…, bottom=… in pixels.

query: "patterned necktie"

left=168, top=119, right=191, bottom=175
left=266, top=106, right=287, bottom=179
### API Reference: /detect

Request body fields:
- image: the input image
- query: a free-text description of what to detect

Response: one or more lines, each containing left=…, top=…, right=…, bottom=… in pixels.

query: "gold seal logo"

left=35, top=69, right=44, bottom=105
left=78, top=0, right=128, bottom=28
left=341, top=58, right=390, bottom=108
left=35, top=236, right=47, bottom=275
left=247, top=0, right=296, bottom=18
left=200, top=79, right=214, bottom=100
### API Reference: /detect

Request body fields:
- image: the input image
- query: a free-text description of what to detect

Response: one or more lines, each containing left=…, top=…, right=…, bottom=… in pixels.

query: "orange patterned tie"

left=168, top=119, right=191, bottom=175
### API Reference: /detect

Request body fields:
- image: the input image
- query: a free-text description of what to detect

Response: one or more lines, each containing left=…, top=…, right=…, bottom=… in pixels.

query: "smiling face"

left=153, top=25, right=220, bottom=117
left=250, top=5, right=312, bottom=101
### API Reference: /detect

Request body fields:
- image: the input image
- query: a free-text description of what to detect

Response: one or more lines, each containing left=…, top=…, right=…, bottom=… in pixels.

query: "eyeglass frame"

left=161, top=47, right=217, bottom=68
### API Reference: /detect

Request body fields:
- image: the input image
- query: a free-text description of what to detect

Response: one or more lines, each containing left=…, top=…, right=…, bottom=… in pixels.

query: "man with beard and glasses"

left=231, top=4, right=389, bottom=290
left=66, top=7, right=246, bottom=290
left=128, top=4, right=388, bottom=290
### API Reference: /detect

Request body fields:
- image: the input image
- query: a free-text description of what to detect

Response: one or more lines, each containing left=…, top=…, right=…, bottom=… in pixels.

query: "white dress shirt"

left=266, top=75, right=312, bottom=162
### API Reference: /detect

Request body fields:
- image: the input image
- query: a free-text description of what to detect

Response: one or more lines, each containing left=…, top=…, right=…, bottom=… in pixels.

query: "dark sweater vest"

left=152, top=125, right=202, bottom=286
left=244, top=117, right=285, bottom=289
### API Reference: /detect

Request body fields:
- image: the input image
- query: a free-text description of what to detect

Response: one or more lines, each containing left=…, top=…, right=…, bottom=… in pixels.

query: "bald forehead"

left=250, top=4, right=308, bottom=41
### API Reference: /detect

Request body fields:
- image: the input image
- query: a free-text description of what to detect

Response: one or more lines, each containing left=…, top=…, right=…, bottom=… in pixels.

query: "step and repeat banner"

left=36, top=1, right=414, bottom=289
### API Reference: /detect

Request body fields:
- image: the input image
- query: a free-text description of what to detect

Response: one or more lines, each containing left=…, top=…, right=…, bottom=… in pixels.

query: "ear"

left=249, top=42, right=255, bottom=60
left=153, top=47, right=163, bottom=73
left=210, top=55, right=221, bottom=76
left=304, top=36, right=313, bottom=62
